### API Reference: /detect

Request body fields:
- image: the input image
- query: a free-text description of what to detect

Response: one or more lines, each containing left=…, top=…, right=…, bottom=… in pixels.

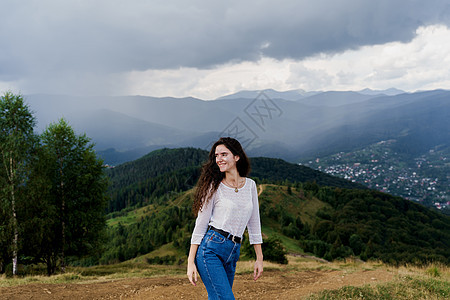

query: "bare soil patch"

left=0, top=268, right=394, bottom=299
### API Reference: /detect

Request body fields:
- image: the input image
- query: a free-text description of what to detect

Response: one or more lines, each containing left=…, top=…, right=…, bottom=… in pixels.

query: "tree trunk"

left=45, top=255, right=57, bottom=276
left=11, top=192, right=18, bottom=276
left=47, top=260, right=52, bottom=276
left=10, top=156, right=18, bottom=276
left=61, top=211, right=65, bottom=273
left=60, top=158, right=66, bottom=273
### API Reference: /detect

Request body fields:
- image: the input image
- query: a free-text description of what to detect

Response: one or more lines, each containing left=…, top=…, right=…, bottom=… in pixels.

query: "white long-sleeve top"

left=191, top=178, right=263, bottom=245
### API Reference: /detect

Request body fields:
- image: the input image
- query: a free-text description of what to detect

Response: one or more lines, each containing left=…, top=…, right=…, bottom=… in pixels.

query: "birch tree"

left=0, top=92, right=35, bottom=275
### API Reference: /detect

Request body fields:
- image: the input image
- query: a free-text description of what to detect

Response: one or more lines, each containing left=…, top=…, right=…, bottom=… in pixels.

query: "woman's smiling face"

left=215, top=144, right=239, bottom=173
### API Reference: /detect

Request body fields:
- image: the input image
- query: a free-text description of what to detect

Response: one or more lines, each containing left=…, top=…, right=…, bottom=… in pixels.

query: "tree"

left=0, top=92, right=36, bottom=275
left=35, top=119, right=108, bottom=274
left=349, top=234, right=364, bottom=256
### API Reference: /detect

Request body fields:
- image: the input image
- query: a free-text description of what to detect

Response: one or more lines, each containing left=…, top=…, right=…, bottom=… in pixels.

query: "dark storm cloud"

left=1, top=0, right=449, bottom=81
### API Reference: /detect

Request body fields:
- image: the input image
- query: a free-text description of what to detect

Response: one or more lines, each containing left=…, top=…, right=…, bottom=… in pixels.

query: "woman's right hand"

left=187, top=260, right=198, bottom=286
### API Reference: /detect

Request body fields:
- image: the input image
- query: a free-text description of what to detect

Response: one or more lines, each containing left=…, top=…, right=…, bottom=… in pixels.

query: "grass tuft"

left=426, top=266, right=442, bottom=278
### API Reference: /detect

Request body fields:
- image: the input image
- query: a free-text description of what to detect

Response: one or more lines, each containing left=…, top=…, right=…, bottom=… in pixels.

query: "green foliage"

left=261, top=236, right=288, bottom=265
left=349, top=234, right=364, bottom=256
left=107, top=148, right=207, bottom=190
left=242, top=235, right=288, bottom=264
left=100, top=199, right=195, bottom=264
left=19, top=118, right=109, bottom=275
left=305, top=187, right=450, bottom=264
left=105, top=148, right=206, bottom=212
left=303, top=240, right=331, bottom=258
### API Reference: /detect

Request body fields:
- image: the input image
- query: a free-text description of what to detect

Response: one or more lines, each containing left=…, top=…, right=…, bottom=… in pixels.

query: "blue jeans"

left=196, top=229, right=241, bottom=300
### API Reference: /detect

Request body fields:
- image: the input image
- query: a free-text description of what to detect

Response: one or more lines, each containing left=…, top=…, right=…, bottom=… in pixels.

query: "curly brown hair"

left=193, top=137, right=250, bottom=215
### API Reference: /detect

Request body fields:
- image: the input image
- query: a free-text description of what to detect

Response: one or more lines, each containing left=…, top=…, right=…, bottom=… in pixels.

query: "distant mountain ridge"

left=216, top=88, right=405, bottom=100
left=216, top=88, right=321, bottom=100
left=358, top=88, right=405, bottom=96
left=25, top=89, right=449, bottom=166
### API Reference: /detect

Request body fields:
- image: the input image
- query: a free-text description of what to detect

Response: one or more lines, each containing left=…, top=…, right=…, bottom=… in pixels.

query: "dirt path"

left=0, top=268, right=394, bottom=299
left=258, top=184, right=264, bottom=196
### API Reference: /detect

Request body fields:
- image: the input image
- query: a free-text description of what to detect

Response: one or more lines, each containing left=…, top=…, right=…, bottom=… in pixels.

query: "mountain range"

left=25, top=88, right=449, bottom=165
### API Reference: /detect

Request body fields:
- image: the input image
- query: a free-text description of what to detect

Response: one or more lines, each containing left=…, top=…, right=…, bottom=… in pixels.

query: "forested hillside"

left=250, top=157, right=366, bottom=189
left=290, top=184, right=450, bottom=264
left=105, top=148, right=206, bottom=212
left=100, top=147, right=450, bottom=267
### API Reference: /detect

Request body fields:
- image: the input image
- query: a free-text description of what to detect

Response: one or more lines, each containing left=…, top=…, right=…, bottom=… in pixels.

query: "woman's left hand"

left=253, top=243, right=263, bottom=281
left=253, top=259, right=263, bottom=281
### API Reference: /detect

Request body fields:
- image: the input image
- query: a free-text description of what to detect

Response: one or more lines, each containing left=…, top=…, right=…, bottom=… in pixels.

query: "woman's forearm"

left=188, top=244, right=199, bottom=262
left=253, top=244, right=263, bottom=261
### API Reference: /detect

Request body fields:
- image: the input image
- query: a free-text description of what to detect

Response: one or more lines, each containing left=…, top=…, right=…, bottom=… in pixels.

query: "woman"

left=187, top=137, right=263, bottom=299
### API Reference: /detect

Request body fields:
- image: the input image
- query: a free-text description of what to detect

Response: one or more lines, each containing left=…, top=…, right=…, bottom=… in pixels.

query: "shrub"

left=242, top=235, right=288, bottom=264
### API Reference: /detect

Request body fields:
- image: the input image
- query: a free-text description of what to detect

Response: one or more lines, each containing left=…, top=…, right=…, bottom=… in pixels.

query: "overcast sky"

left=1, top=0, right=450, bottom=99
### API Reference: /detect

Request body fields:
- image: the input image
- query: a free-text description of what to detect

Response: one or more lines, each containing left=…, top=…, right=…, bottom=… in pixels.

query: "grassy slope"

left=257, top=184, right=330, bottom=225
left=107, top=205, right=154, bottom=227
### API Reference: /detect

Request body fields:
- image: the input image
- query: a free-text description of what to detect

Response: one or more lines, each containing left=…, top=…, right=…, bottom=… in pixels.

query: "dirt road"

left=0, top=268, right=394, bottom=299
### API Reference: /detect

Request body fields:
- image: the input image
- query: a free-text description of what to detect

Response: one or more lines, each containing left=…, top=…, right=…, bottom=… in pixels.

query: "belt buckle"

left=231, top=235, right=238, bottom=243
